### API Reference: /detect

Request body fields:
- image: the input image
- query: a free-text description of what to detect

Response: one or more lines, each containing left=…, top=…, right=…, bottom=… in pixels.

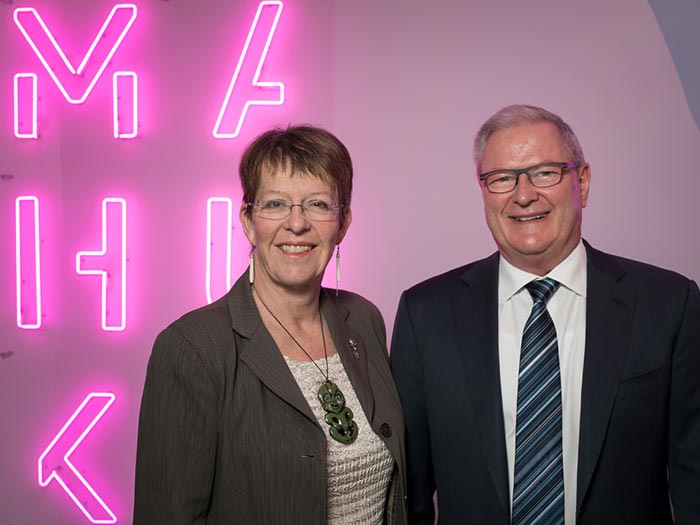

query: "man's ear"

left=578, top=163, right=591, bottom=208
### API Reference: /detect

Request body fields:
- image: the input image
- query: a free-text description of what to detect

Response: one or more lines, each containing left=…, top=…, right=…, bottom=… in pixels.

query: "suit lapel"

left=576, top=243, right=636, bottom=510
left=227, top=275, right=318, bottom=423
left=321, top=291, right=376, bottom=424
left=454, top=253, right=511, bottom=517
left=226, top=276, right=378, bottom=428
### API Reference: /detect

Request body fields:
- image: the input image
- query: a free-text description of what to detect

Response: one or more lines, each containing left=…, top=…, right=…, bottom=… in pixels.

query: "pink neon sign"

left=113, top=72, right=138, bottom=138
left=13, top=73, right=38, bottom=138
left=38, top=392, right=117, bottom=524
left=206, top=198, right=233, bottom=303
left=14, top=4, right=138, bottom=138
left=213, top=1, right=285, bottom=138
left=76, top=198, right=127, bottom=331
left=16, top=196, right=42, bottom=329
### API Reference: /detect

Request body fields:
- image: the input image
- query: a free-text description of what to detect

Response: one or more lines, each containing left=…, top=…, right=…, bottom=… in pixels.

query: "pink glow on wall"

left=76, top=199, right=127, bottom=331
left=112, top=72, right=138, bottom=138
left=206, top=197, right=233, bottom=303
left=38, top=392, right=117, bottom=524
left=13, top=4, right=137, bottom=137
left=16, top=196, right=42, bottom=329
left=13, top=73, right=38, bottom=138
left=212, top=1, right=285, bottom=139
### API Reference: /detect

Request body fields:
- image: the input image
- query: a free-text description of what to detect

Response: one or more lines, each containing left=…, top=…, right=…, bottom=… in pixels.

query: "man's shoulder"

left=403, top=252, right=499, bottom=302
left=587, top=244, right=695, bottom=291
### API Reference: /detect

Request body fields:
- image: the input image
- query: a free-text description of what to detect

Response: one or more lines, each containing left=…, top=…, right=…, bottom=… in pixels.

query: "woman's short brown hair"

left=239, top=125, right=353, bottom=224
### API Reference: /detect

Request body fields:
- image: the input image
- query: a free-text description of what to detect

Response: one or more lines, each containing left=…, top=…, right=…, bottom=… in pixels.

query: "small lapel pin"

left=348, top=339, right=360, bottom=359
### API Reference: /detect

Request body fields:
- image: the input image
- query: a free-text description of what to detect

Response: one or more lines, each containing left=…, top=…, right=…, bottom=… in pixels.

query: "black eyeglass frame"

left=479, top=161, right=580, bottom=194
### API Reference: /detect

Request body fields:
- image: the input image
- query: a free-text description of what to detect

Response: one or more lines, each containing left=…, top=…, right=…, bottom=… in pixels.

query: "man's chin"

left=497, top=241, right=557, bottom=273
left=499, top=239, right=551, bottom=260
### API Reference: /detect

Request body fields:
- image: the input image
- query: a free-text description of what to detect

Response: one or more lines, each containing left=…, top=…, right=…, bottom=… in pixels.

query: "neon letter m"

left=14, top=4, right=137, bottom=138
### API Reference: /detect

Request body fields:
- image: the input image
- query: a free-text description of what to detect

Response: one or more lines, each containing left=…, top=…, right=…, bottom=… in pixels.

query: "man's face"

left=480, top=121, right=590, bottom=275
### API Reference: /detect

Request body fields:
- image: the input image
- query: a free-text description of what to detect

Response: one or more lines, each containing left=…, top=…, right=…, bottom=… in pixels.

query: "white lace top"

left=283, top=353, right=394, bottom=524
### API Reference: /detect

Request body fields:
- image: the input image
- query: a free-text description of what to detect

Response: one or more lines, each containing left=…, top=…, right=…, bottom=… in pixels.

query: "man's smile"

left=511, top=212, right=550, bottom=222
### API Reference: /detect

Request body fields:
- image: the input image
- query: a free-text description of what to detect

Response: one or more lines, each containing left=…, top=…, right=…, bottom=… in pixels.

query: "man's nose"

left=512, top=172, right=539, bottom=205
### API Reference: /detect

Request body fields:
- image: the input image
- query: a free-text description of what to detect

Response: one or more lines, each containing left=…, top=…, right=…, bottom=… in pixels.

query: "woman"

left=134, top=125, right=407, bottom=524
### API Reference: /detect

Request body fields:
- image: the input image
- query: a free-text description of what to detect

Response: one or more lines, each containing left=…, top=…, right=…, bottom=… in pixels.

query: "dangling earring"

left=249, top=250, right=255, bottom=284
left=335, top=245, right=341, bottom=297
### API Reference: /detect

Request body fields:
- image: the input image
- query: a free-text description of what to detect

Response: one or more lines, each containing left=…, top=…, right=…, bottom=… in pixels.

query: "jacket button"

left=380, top=423, right=392, bottom=437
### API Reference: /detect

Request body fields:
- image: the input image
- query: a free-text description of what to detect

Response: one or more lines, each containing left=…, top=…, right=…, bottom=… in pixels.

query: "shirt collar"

left=498, top=241, right=587, bottom=303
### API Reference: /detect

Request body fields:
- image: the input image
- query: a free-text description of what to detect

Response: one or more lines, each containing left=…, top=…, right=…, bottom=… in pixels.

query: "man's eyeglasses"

left=479, top=162, right=580, bottom=194
left=248, top=198, right=342, bottom=221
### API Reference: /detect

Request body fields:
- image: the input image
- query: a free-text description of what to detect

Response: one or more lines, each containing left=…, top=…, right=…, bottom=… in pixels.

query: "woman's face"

left=241, top=167, right=351, bottom=295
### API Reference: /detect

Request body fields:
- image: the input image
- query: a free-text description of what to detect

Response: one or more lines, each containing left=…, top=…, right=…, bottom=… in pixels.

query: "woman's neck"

left=251, top=278, right=322, bottom=329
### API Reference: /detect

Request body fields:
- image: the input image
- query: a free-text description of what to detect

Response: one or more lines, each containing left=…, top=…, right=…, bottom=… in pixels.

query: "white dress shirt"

left=498, top=241, right=587, bottom=525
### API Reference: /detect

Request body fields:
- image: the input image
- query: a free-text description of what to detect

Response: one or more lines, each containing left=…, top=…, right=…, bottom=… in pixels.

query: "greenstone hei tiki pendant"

left=317, top=381, right=359, bottom=444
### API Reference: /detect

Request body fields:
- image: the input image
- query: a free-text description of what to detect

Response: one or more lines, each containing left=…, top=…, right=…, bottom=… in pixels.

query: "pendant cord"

left=252, top=285, right=330, bottom=382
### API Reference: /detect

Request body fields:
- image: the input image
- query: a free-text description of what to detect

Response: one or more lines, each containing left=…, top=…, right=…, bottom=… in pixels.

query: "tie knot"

left=525, top=278, right=560, bottom=305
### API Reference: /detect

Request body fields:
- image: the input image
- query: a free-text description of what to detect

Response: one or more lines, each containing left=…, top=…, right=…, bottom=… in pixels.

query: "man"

left=390, top=104, right=700, bottom=524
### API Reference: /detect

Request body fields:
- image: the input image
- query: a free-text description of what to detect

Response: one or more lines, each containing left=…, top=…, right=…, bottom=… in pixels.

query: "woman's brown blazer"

left=134, top=272, right=407, bottom=524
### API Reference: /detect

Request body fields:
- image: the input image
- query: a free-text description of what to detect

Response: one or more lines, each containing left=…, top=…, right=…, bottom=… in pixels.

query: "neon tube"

left=14, top=5, right=138, bottom=104
left=212, top=1, right=285, bottom=138
left=205, top=198, right=233, bottom=303
left=112, top=71, right=138, bottom=138
left=75, top=198, right=127, bottom=331
left=38, top=392, right=117, bottom=523
left=13, top=73, right=38, bottom=139
left=15, top=196, right=42, bottom=329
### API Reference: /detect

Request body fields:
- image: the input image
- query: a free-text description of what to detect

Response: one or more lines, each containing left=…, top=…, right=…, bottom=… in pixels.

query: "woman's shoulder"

left=327, top=289, right=388, bottom=349
left=145, top=295, right=239, bottom=393
left=331, top=289, right=383, bottom=321
left=152, top=294, right=237, bottom=370
left=165, top=295, right=232, bottom=341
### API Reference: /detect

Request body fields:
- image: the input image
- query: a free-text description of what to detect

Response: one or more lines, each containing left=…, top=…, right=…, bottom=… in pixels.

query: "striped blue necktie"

left=512, top=278, right=564, bottom=525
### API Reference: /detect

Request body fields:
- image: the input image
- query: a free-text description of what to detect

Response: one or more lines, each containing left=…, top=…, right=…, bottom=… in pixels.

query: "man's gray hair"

left=473, top=104, right=585, bottom=174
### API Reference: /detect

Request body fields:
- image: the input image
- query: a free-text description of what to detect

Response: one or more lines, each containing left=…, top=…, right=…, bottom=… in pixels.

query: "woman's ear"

left=240, top=203, right=256, bottom=245
left=337, top=207, right=352, bottom=244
